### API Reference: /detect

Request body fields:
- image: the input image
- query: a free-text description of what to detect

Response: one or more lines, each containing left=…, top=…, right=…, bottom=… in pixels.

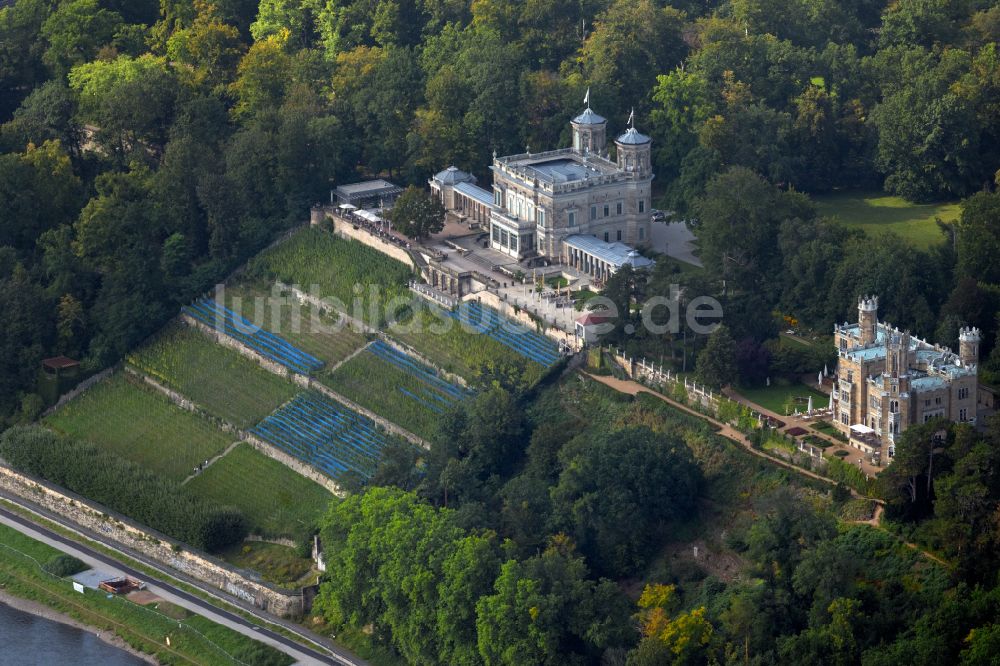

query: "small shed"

left=38, top=356, right=81, bottom=405
left=575, top=312, right=614, bottom=344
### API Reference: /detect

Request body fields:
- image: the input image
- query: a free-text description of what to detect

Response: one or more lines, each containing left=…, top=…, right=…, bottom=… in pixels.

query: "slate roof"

left=572, top=107, right=607, bottom=125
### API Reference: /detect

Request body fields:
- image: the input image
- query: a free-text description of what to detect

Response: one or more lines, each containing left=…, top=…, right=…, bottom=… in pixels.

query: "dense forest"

left=2, top=0, right=1000, bottom=419
left=3, top=1, right=1000, bottom=664
left=312, top=376, right=1000, bottom=665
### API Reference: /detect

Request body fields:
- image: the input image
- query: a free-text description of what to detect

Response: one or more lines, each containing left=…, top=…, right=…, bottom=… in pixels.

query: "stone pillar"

left=310, top=206, right=325, bottom=227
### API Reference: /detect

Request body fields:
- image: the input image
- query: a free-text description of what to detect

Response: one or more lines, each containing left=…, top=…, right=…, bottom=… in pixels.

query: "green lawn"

left=184, top=443, right=333, bottom=539
left=127, top=323, right=300, bottom=429
left=735, top=381, right=830, bottom=416
left=814, top=190, right=960, bottom=249
left=222, top=283, right=370, bottom=367
left=44, top=373, right=231, bottom=483
left=0, top=522, right=291, bottom=666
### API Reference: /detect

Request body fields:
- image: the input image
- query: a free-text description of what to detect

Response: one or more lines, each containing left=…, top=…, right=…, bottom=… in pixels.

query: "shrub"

left=42, top=554, right=87, bottom=577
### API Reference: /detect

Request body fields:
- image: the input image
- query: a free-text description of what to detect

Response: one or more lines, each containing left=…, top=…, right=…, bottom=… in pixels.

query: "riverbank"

left=0, top=587, right=157, bottom=664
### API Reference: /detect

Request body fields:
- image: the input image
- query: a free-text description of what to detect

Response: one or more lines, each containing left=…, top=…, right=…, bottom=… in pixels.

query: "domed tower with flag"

left=615, top=107, right=652, bottom=178
left=571, top=88, right=608, bottom=156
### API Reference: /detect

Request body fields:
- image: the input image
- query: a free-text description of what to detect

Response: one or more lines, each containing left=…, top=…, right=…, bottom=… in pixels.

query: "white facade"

left=487, top=106, right=654, bottom=261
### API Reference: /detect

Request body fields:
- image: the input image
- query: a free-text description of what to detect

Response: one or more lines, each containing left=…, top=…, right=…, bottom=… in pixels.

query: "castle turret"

left=571, top=106, right=607, bottom=156
left=615, top=116, right=651, bottom=178
left=858, top=296, right=878, bottom=346
left=959, top=326, right=981, bottom=367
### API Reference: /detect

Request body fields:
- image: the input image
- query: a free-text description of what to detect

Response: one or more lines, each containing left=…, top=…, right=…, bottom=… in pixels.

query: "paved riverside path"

left=0, top=495, right=364, bottom=666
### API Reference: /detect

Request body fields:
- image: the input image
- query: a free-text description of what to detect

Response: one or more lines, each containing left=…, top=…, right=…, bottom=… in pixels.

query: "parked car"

left=650, top=209, right=667, bottom=222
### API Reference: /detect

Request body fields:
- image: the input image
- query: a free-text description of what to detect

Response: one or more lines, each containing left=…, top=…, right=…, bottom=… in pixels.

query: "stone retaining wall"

left=282, top=281, right=468, bottom=389
left=472, top=290, right=581, bottom=352
left=181, top=314, right=292, bottom=379
left=306, top=381, right=429, bottom=449
left=0, top=465, right=308, bottom=617
left=325, top=212, right=416, bottom=268
left=40, top=365, right=117, bottom=418
left=123, top=365, right=343, bottom=496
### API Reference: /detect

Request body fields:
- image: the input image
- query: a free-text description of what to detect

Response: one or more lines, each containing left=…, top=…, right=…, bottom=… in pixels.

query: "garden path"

left=179, top=441, right=241, bottom=487
left=722, top=388, right=881, bottom=477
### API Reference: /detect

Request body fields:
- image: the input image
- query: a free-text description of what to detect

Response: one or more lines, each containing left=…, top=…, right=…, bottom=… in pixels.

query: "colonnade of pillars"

left=566, top=247, right=612, bottom=281
left=429, top=268, right=461, bottom=296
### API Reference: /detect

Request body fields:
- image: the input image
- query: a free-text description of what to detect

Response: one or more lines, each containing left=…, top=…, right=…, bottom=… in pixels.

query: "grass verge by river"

left=0, top=522, right=291, bottom=665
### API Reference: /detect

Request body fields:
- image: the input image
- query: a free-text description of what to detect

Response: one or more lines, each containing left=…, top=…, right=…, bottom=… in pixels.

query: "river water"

left=0, top=601, right=147, bottom=665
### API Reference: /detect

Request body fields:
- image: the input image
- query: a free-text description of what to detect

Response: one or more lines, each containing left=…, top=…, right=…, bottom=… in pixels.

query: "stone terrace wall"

left=473, top=290, right=581, bottom=352
left=123, top=365, right=343, bottom=496
left=0, top=465, right=309, bottom=617
left=326, top=211, right=416, bottom=268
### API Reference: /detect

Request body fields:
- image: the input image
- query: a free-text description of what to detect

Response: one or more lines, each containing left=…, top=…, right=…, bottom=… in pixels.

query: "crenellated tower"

left=858, top=296, right=878, bottom=346
left=959, top=326, right=981, bottom=366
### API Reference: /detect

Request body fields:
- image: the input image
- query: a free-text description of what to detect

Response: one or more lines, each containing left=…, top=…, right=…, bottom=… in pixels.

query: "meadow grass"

left=183, top=443, right=333, bottom=539
left=814, top=190, right=959, bottom=249
left=218, top=541, right=317, bottom=588
left=128, top=323, right=299, bottom=429
left=44, top=373, right=231, bottom=483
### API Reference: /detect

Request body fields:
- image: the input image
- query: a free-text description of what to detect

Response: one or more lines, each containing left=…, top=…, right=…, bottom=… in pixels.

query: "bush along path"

left=585, top=372, right=952, bottom=568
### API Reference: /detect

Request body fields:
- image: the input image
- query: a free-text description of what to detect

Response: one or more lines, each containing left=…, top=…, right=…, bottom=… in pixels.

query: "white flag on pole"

left=583, top=87, right=590, bottom=107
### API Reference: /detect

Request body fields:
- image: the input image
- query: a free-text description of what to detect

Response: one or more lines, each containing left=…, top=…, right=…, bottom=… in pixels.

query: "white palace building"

left=430, top=99, right=654, bottom=283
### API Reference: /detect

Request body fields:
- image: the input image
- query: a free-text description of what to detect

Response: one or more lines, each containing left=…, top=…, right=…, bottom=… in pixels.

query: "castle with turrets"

left=430, top=97, right=654, bottom=283
left=832, top=296, right=979, bottom=457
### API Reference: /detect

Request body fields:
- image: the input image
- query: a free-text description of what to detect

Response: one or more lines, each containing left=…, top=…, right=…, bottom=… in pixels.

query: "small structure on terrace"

left=333, top=179, right=404, bottom=210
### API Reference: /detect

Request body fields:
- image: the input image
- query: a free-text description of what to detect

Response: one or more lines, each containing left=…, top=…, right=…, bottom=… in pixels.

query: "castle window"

left=603, top=204, right=610, bottom=217
left=935, top=397, right=942, bottom=405
left=958, top=387, right=969, bottom=400
left=537, top=209, right=546, bottom=228
left=492, top=225, right=500, bottom=242
left=639, top=200, right=645, bottom=213
left=494, top=189, right=501, bottom=206
left=960, top=408, right=968, bottom=421
left=590, top=205, right=597, bottom=221
left=616, top=202, right=623, bottom=215
left=604, top=231, right=609, bottom=242
left=568, top=211, right=575, bottom=226
left=616, top=230, right=622, bottom=241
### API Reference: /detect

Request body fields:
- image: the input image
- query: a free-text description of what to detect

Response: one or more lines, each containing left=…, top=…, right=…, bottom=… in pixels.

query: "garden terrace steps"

left=123, top=364, right=342, bottom=493
left=183, top=299, right=324, bottom=375
left=251, top=392, right=405, bottom=480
